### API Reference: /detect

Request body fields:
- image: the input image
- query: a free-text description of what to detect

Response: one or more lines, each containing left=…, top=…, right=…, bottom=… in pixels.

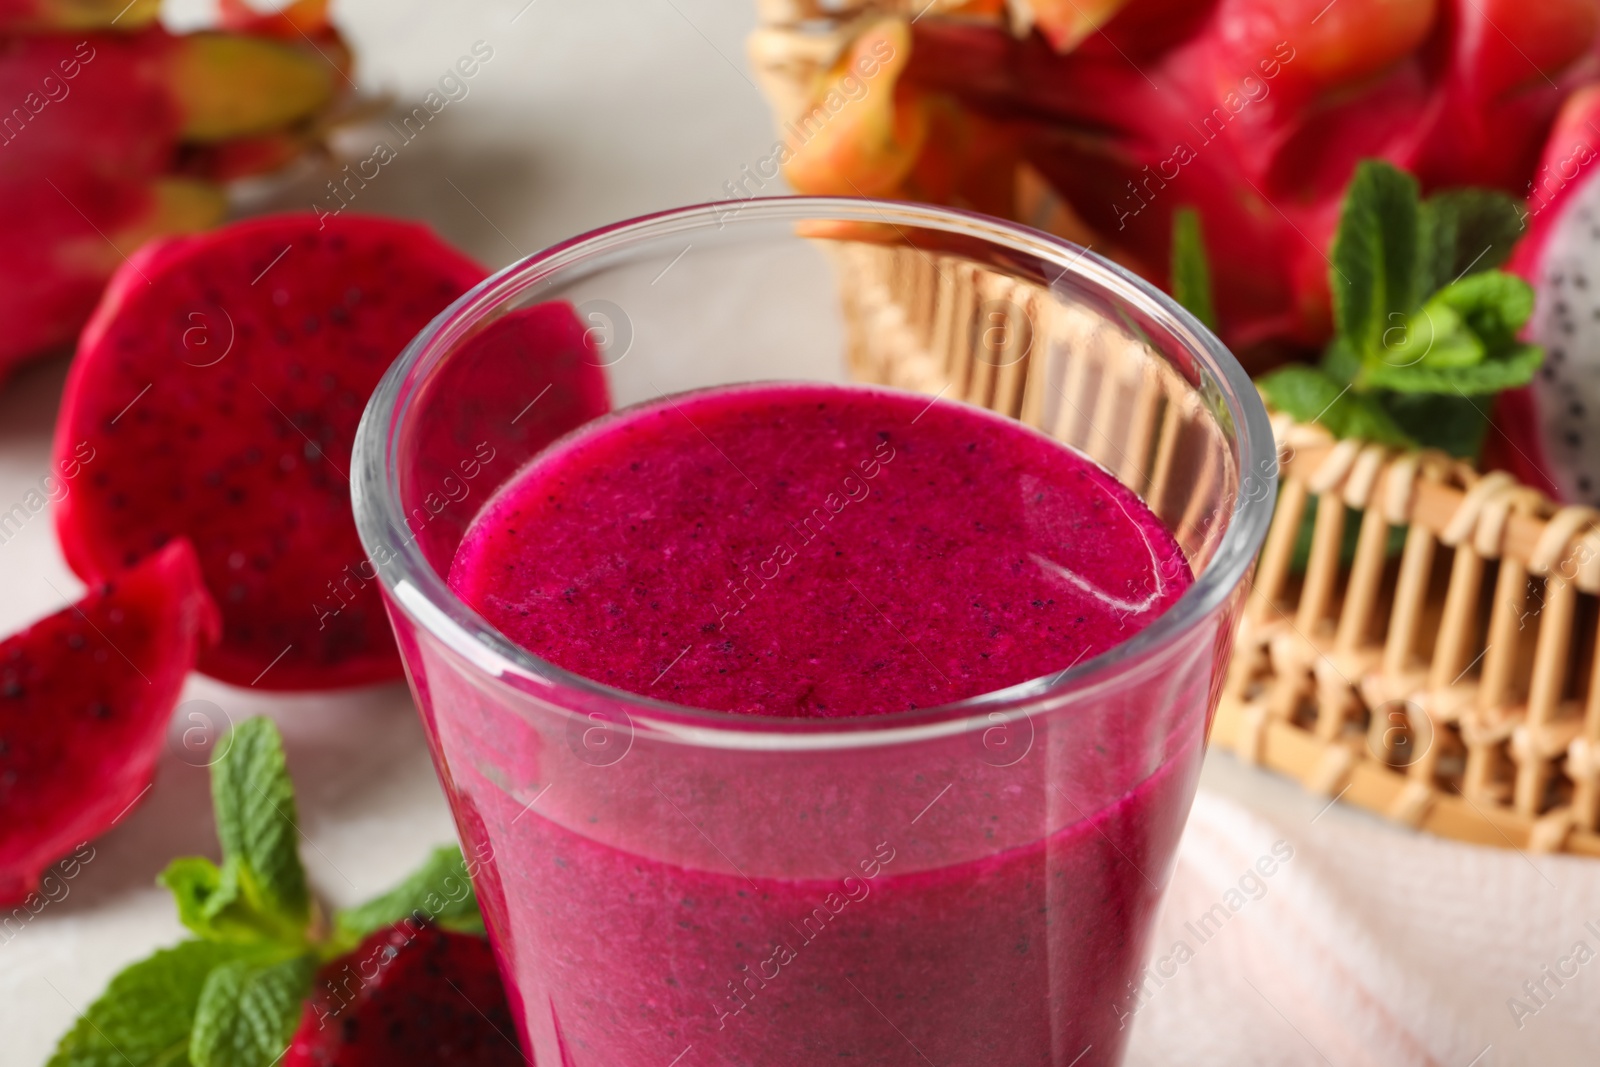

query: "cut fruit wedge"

left=54, top=213, right=490, bottom=690
left=0, top=540, right=219, bottom=907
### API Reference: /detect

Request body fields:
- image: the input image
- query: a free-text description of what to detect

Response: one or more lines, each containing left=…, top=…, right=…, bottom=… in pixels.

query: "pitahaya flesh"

left=284, top=922, right=525, bottom=1067
left=404, top=301, right=612, bottom=570
left=0, top=539, right=219, bottom=906
left=52, top=213, right=490, bottom=691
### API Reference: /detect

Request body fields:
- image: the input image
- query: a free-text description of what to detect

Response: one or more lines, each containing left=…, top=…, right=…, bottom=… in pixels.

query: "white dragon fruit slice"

left=1523, top=175, right=1600, bottom=504
left=1498, top=86, right=1600, bottom=503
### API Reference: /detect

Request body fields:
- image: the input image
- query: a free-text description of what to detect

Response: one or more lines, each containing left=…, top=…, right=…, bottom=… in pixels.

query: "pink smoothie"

left=449, top=383, right=1190, bottom=715
left=444, top=383, right=1201, bottom=1066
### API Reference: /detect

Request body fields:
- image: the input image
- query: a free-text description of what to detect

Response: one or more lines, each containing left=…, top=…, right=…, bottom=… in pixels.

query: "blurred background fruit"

left=0, top=0, right=351, bottom=382
left=750, top=0, right=1600, bottom=371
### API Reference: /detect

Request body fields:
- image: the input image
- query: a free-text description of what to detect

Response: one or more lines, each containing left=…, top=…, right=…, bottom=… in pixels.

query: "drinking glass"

left=351, top=197, right=1276, bottom=1067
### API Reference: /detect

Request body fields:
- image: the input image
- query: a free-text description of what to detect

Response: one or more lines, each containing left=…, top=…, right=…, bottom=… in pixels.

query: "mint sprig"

left=190, top=954, right=319, bottom=1067
left=209, top=718, right=311, bottom=932
left=333, top=844, right=485, bottom=946
left=47, top=717, right=486, bottom=1067
left=1253, top=364, right=1410, bottom=446
left=46, top=942, right=259, bottom=1067
left=1252, top=159, right=1540, bottom=459
left=1330, top=160, right=1424, bottom=358
left=1420, top=189, right=1526, bottom=292
left=156, top=718, right=310, bottom=948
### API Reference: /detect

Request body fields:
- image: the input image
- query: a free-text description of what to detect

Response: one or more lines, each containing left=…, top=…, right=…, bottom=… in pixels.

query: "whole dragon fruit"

left=0, top=0, right=352, bottom=382
left=753, top=0, right=1600, bottom=364
left=1488, top=86, right=1600, bottom=503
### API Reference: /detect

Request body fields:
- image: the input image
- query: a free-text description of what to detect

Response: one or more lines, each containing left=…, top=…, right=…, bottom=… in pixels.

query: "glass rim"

left=351, top=195, right=1277, bottom=745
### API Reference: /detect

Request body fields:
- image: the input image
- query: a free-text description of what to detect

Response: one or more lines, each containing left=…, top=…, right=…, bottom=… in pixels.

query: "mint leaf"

left=190, top=953, right=316, bottom=1067
left=162, top=857, right=245, bottom=942
left=1257, top=364, right=1345, bottom=424
left=211, top=718, right=310, bottom=934
left=1270, top=162, right=1535, bottom=463
left=1381, top=392, right=1491, bottom=458
left=1170, top=207, right=1218, bottom=331
left=1420, top=189, right=1525, bottom=292
left=1331, top=161, right=1423, bottom=358
left=46, top=941, right=257, bottom=1067
left=50, top=717, right=324, bottom=1067
left=1430, top=271, right=1535, bottom=351
left=1320, top=337, right=1361, bottom=385
left=334, top=845, right=484, bottom=947
left=162, top=857, right=304, bottom=946
left=1377, top=302, right=1485, bottom=371
left=1257, top=364, right=1412, bottom=446
left=1363, top=343, right=1543, bottom=395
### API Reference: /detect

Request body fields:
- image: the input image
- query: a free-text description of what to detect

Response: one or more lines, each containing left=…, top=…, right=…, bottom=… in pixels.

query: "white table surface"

left=4, top=2, right=1596, bottom=1064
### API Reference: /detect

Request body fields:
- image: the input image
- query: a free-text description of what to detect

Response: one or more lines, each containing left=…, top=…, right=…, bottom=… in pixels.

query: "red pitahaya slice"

left=404, top=301, right=613, bottom=570
left=53, top=213, right=489, bottom=691
left=284, top=923, right=525, bottom=1067
left=1491, top=86, right=1600, bottom=503
left=0, top=539, right=218, bottom=906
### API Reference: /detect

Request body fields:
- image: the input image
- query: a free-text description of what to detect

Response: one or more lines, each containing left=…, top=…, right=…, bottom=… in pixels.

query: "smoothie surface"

left=448, top=382, right=1192, bottom=716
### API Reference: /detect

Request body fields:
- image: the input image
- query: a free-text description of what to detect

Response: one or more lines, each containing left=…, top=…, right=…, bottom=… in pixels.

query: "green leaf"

left=1362, top=343, right=1544, bottom=395
left=1257, top=364, right=1412, bottom=446
left=1258, top=364, right=1343, bottom=423
left=161, top=857, right=303, bottom=945
left=190, top=954, right=316, bottom=1067
left=1419, top=189, right=1526, bottom=293
left=162, top=857, right=243, bottom=942
left=211, top=718, right=310, bottom=934
left=1170, top=207, right=1218, bottom=331
left=1375, top=302, right=1485, bottom=371
left=333, top=845, right=484, bottom=949
left=46, top=941, right=258, bottom=1067
left=1380, top=392, right=1492, bottom=459
left=1430, top=271, right=1535, bottom=352
left=1320, top=337, right=1362, bottom=385
left=1331, top=161, right=1423, bottom=358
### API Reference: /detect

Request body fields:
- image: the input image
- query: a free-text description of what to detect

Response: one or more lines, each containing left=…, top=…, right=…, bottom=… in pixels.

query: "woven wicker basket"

left=1222, top=423, right=1600, bottom=857
left=750, top=4, right=1600, bottom=853
left=817, top=230, right=1600, bottom=858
